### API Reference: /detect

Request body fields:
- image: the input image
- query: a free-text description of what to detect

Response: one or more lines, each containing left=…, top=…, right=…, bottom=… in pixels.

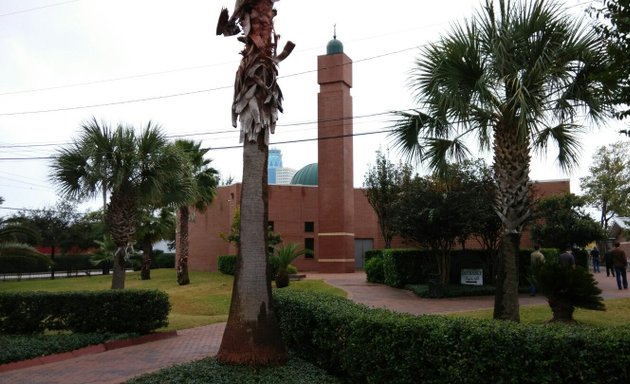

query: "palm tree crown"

left=51, top=118, right=188, bottom=289
left=390, top=0, right=611, bottom=321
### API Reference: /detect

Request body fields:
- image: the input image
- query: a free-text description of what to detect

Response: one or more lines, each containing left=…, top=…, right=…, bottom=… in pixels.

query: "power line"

left=0, top=0, right=84, bottom=17
left=0, top=44, right=423, bottom=116
left=0, top=126, right=395, bottom=161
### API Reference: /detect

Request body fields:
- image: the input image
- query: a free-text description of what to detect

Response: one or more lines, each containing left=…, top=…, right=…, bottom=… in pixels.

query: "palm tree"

left=216, top=0, right=294, bottom=366
left=136, top=207, right=176, bottom=280
left=51, top=118, right=188, bottom=289
left=390, top=0, right=610, bottom=321
left=173, top=139, right=218, bottom=286
left=270, top=243, right=309, bottom=288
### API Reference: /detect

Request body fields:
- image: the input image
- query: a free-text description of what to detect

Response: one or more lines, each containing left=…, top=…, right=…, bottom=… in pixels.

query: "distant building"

left=268, top=148, right=283, bottom=184
left=275, top=167, right=297, bottom=185
left=180, top=36, right=570, bottom=274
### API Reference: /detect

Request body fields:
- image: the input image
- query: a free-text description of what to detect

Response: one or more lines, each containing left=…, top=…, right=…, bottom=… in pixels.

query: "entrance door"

left=354, top=239, right=374, bottom=270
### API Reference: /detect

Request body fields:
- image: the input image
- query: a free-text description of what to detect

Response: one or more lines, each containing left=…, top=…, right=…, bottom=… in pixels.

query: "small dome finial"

left=326, top=24, right=343, bottom=55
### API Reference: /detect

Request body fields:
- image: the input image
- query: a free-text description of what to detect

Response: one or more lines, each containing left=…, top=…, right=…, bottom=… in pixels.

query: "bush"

left=0, top=333, right=122, bottom=364
left=0, top=290, right=170, bottom=334
left=382, top=249, right=435, bottom=288
left=127, top=355, right=341, bottom=384
left=0, top=253, right=51, bottom=274
left=537, top=262, right=605, bottom=322
left=365, top=256, right=384, bottom=283
left=152, top=252, right=175, bottom=269
left=218, top=254, right=237, bottom=275
left=406, top=284, right=530, bottom=298
left=364, top=249, right=383, bottom=263
left=274, top=290, right=630, bottom=384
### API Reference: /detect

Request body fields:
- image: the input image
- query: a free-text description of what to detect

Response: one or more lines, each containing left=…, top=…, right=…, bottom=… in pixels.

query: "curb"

left=0, top=331, right=178, bottom=373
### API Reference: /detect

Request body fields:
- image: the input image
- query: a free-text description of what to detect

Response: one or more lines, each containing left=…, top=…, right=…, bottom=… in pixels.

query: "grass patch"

left=451, top=297, right=630, bottom=326
left=127, top=355, right=341, bottom=384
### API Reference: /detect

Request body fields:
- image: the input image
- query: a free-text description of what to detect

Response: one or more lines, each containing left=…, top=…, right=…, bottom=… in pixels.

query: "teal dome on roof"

left=327, top=38, right=343, bottom=55
left=290, top=163, right=318, bottom=186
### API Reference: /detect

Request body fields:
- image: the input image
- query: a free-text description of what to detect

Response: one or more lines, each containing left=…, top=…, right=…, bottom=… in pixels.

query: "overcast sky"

left=0, top=0, right=627, bottom=216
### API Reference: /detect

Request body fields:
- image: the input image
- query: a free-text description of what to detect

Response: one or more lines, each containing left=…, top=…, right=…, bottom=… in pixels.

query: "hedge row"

left=218, top=254, right=237, bottom=275
left=273, top=290, right=630, bottom=384
left=0, top=290, right=170, bottom=334
left=366, top=248, right=560, bottom=288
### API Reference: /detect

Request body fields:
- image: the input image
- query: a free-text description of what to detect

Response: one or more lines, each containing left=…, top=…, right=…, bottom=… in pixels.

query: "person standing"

left=559, top=245, right=576, bottom=269
left=604, top=249, right=616, bottom=277
left=611, top=242, right=628, bottom=290
left=529, top=245, right=545, bottom=296
left=590, top=246, right=601, bottom=273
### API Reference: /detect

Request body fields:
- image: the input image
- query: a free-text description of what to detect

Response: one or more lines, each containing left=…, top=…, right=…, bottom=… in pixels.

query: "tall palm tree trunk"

left=217, top=131, right=286, bottom=365
left=492, top=125, right=532, bottom=321
left=106, top=191, right=136, bottom=290
left=141, top=238, right=152, bottom=280
left=177, top=207, right=191, bottom=285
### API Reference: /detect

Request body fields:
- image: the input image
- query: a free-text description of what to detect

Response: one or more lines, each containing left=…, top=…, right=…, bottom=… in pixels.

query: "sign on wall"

left=461, top=269, right=483, bottom=286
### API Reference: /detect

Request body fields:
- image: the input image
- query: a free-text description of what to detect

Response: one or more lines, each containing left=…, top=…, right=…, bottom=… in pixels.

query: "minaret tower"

left=317, top=31, right=355, bottom=272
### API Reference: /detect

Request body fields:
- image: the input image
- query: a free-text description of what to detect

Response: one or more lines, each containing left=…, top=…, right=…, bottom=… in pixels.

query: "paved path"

left=1, top=271, right=627, bottom=383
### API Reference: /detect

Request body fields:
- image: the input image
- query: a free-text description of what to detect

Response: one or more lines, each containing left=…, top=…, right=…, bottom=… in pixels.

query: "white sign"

left=461, top=269, right=483, bottom=286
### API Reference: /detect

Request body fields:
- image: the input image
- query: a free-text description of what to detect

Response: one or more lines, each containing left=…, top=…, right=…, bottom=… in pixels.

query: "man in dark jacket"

left=611, top=242, right=628, bottom=290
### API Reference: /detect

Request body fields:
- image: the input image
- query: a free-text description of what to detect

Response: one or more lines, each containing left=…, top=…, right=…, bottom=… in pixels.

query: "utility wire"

left=0, top=0, right=84, bottom=17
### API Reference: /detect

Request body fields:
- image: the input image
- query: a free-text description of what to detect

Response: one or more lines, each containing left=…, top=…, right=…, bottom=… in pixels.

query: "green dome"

left=326, top=38, right=343, bottom=55
left=290, top=163, right=318, bottom=186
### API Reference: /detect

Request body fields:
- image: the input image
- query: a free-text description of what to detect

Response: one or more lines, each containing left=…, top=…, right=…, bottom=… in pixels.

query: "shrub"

left=364, top=256, right=384, bottom=283
left=382, top=249, right=435, bottom=287
left=127, top=355, right=341, bottom=384
left=274, top=290, right=630, bottom=384
left=364, top=249, right=383, bottom=263
left=0, top=290, right=170, bottom=334
left=218, top=254, right=237, bottom=275
left=0, top=253, right=51, bottom=274
left=0, top=333, right=120, bottom=364
left=537, top=262, right=605, bottom=322
left=153, top=252, right=175, bottom=269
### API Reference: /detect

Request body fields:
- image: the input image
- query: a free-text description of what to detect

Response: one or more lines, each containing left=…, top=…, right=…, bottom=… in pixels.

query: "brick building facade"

left=181, top=37, right=571, bottom=273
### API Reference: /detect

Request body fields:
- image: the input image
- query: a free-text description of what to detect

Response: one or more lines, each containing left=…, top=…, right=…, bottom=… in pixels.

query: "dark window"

left=304, top=221, right=314, bottom=233
left=268, top=221, right=275, bottom=231
left=304, top=238, right=314, bottom=259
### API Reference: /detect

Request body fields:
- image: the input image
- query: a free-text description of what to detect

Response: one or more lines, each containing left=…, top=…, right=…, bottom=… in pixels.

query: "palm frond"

left=533, top=122, right=583, bottom=173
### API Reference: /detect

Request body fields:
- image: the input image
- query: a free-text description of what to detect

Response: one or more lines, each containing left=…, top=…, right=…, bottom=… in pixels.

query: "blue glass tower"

left=268, top=148, right=283, bottom=184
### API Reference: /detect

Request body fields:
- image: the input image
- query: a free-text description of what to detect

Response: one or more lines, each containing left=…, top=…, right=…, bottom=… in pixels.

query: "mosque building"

left=181, top=36, right=569, bottom=273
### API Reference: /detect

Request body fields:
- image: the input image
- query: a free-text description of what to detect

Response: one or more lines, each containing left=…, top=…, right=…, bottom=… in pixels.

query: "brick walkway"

left=1, top=271, right=627, bottom=383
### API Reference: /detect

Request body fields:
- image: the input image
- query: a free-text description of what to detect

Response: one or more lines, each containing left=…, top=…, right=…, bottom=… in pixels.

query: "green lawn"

left=0, top=269, right=346, bottom=331
left=450, top=297, right=630, bottom=327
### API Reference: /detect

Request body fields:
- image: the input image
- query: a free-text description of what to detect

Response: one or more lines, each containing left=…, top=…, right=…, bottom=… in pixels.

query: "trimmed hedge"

left=152, top=252, right=175, bottom=269
left=273, top=290, right=630, bottom=384
left=0, top=253, right=51, bottom=274
left=370, top=247, right=560, bottom=290
left=0, top=290, right=170, bottom=334
left=218, top=254, right=237, bottom=275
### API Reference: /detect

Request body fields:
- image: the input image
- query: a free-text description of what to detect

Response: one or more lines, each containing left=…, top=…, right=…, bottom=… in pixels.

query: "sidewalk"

left=1, top=271, right=627, bottom=384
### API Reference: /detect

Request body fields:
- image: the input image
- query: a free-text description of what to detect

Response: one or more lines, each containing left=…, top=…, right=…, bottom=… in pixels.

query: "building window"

left=268, top=221, right=275, bottom=231
left=304, top=238, right=314, bottom=259
left=304, top=221, right=314, bottom=233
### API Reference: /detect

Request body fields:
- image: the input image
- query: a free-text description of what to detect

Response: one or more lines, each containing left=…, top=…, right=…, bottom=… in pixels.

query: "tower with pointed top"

left=317, top=34, right=355, bottom=272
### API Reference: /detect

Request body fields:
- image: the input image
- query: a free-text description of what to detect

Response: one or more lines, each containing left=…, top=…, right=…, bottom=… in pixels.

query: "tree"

left=531, top=193, right=606, bottom=249
left=589, top=0, right=630, bottom=119
left=135, top=207, right=176, bottom=280
left=51, top=118, right=188, bottom=289
left=173, top=139, right=218, bottom=286
left=216, top=0, right=295, bottom=366
left=394, top=163, right=495, bottom=286
left=579, top=141, right=630, bottom=229
left=389, top=0, right=610, bottom=321
left=13, top=201, right=80, bottom=279
left=363, top=150, right=411, bottom=248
